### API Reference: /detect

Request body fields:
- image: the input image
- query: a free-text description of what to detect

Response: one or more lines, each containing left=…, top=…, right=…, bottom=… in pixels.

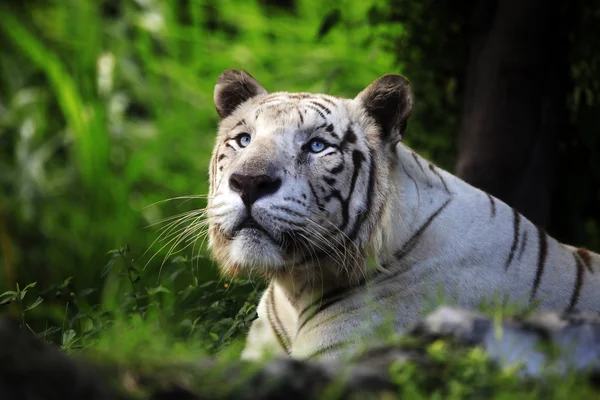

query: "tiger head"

left=208, top=70, right=413, bottom=281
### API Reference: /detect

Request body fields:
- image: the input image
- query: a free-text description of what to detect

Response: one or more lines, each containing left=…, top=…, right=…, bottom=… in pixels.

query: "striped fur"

left=207, top=70, right=600, bottom=361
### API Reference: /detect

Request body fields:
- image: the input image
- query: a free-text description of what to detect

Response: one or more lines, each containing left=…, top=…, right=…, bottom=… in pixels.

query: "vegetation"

left=0, top=0, right=599, bottom=398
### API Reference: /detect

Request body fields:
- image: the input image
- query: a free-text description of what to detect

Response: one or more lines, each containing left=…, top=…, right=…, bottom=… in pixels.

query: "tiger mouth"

left=233, top=217, right=280, bottom=244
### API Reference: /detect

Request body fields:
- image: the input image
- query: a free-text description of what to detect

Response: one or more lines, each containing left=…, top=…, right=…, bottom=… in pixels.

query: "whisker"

left=141, top=212, right=205, bottom=262
left=142, top=195, right=212, bottom=210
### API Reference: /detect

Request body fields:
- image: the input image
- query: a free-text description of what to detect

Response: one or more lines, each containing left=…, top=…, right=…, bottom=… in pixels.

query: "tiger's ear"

left=214, top=69, right=267, bottom=119
left=355, top=74, right=413, bottom=145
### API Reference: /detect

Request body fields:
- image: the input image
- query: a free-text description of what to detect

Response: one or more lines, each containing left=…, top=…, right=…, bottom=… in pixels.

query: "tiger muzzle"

left=229, top=173, right=282, bottom=207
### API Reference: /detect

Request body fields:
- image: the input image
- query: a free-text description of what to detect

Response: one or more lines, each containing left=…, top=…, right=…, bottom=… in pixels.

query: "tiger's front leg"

left=241, top=285, right=294, bottom=360
left=241, top=316, right=287, bottom=360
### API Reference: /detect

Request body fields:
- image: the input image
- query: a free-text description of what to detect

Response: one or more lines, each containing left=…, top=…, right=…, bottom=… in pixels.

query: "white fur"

left=207, top=84, right=600, bottom=362
left=240, top=142, right=600, bottom=361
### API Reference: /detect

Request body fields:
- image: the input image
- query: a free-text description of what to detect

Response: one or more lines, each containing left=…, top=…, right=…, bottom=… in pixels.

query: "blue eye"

left=309, top=139, right=327, bottom=153
left=236, top=133, right=251, bottom=148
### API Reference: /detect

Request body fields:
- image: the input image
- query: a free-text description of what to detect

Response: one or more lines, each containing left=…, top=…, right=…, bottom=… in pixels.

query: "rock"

left=409, top=306, right=600, bottom=377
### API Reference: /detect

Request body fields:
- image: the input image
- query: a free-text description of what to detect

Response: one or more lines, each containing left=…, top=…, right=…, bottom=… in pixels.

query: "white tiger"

left=207, top=69, right=600, bottom=361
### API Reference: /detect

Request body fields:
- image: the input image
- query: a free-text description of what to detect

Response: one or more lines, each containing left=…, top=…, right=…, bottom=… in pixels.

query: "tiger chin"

left=206, top=69, right=600, bottom=361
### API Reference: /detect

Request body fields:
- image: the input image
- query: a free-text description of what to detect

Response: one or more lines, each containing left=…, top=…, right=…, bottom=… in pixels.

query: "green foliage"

left=0, top=0, right=399, bottom=290
left=0, top=0, right=399, bottom=348
left=0, top=244, right=262, bottom=356
left=386, top=339, right=598, bottom=400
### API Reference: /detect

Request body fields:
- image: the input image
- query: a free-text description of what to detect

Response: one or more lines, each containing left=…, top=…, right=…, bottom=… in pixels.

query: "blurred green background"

left=0, top=0, right=417, bottom=352
left=0, top=0, right=599, bottom=355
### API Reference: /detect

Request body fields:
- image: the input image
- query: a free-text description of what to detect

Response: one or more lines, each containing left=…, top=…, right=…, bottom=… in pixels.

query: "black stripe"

left=308, top=182, right=324, bottom=211
left=300, top=312, right=341, bottom=336
left=429, top=163, right=450, bottom=193
left=266, top=285, right=291, bottom=354
left=233, top=119, right=245, bottom=128
left=319, top=96, right=337, bottom=106
left=326, top=123, right=339, bottom=139
left=336, top=150, right=365, bottom=231
left=306, top=341, right=348, bottom=359
left=411, top=152, right=425, bottom=173
left=305, top=104, right=326, bottom=120
left=297, top=274, right=369, bottom=331
left=293, top=281, right=309, bottom=301
left=298, top=287, right=347, bottom=321
left=309, top=100, right=332, bottom=114
left=576, top=248, right=594, bottom=273
left=218, top=154, right=226, bottom=161
left=348, top=151, right=375, bottom=240
left=272, top=216, right=306, bottom=228
left=401, top=165, right=421, bottom=203
left=286, top=93, right=311, bottom=99
left=486, top=194, right=496, bottom=218
left=343, top=126, right=357, bottom=145
left=530, top=226, right=548, bottom=302
left=517, top=230, right=528, bottom=261
left=566, top=252, right=585, bottom=312
left=225, top=142, right=235, bottom=151
left=297, top=108, right=304, bottom=125
left=394, top=198, right=452, bottom=260
left=328, top=162, right=344, bottom=174
left=505, top=209, right=521, bottom=271
left=379, top=199, right=452, bottom=280
left=324, top=176, right=336, bottom=186
left=297, top=294, right=346, bottom=333
left=272, top=205, right=305, bottom=219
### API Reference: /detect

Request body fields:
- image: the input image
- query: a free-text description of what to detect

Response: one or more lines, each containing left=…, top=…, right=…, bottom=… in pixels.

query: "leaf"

left=146, top=285, right=170, bottom=296
left=24, top=296, right=43, bottom=312
left=101, top=258, right=117, bottom=277
left=21, top=282, right=38, bottom=291
left=59, top=277, right=73, bottom=289
left=0, top=13, right=109, bottom=186
left=77, top=288, right=97, bottom=299
left=37, top=326, right=62, bottom=339
left=62, top=329, right=77, bottom=348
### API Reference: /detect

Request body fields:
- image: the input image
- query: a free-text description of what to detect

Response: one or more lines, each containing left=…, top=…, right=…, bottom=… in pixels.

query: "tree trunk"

left=455, top=0, right=566, bottom=227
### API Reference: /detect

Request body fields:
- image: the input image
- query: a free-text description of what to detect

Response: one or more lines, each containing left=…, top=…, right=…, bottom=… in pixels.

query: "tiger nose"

left=229, top=173, right=282, bottom=207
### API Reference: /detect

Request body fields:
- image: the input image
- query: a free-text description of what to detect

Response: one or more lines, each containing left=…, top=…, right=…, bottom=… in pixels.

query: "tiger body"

left=207, top=70, right=600, bottom=361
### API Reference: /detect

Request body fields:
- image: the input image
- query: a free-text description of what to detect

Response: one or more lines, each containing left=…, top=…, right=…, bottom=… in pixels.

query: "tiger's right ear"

left=214, top=69, right=268, bottom=119
left=356, top=74, right=413, bottom=146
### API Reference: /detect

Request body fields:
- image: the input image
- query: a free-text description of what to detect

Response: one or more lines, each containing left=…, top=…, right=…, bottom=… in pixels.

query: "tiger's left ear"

left=214, top=69, right=268, bottom=119
left=355, top=74, right=413, bottom=145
